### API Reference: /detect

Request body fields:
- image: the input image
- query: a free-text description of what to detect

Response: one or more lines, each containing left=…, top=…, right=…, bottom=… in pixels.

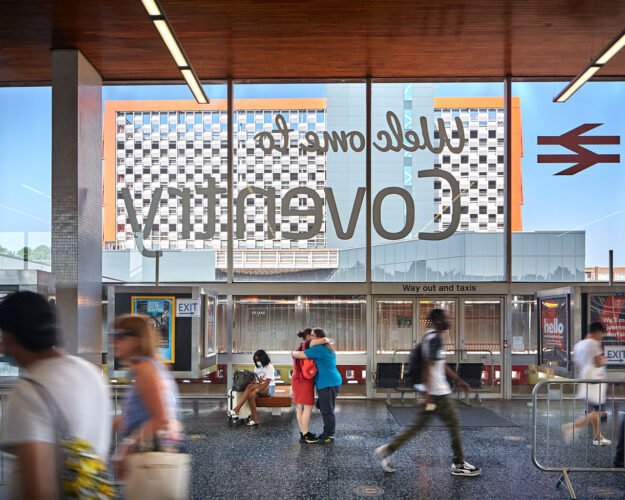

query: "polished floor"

left=180, top=398, right=624, bottom=499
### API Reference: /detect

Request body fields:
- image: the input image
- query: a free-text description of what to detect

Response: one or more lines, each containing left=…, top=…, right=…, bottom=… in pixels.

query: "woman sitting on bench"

left=227, top=349, right=276, bottom=426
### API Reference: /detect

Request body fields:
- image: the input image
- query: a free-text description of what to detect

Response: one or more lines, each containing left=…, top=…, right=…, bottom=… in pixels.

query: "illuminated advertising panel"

left=589, top=295, right=625, bottom=366
left=131, top=296, right=176, bottom=363
left=539, top=295, right=570, bottom=371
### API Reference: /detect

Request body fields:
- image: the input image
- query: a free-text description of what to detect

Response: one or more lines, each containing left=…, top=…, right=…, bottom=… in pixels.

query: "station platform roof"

left=2, top=0, right=625, bottom=83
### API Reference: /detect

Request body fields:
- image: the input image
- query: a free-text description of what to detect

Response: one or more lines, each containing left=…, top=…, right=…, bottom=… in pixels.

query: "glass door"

left=417, top=299, right=457, bottom=350
left=376, top=299, right=416, bottom=356
left=374, top=299, right=416, bottom=395
left=461, top=299, right=503, bottom=396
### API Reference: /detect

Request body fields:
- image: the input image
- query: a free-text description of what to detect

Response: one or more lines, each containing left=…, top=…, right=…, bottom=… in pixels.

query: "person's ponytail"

left=297, top=328, right=312, bottom=339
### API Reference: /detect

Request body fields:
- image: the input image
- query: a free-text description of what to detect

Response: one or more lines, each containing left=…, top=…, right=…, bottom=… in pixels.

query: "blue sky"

left=1, top=81, right=623, bottom=266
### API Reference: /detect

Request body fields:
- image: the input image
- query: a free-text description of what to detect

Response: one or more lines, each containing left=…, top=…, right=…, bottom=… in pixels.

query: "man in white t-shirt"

left=374, top=309, right=481, bottom=477
left=562, top=321, right=611, bottom=446
left=0, top=292, right=111, bottom=499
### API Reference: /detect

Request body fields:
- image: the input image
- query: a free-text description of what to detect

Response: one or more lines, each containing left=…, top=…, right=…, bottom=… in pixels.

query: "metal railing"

left=531, top=378, right=625, bottom=499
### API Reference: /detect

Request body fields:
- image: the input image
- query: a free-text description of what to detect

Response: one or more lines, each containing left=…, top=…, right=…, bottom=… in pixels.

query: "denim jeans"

left=317, top=385, right=340, bottom=437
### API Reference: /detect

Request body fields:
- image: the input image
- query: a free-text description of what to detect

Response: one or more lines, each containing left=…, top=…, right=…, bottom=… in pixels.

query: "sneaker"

left=561, top=423, right=574, bottom=445
left=373, top=445, right=396, bottom=473
left=313, top=436, right=335, bottom=444
left=303, top=432, right=317, bottom=443
left=451, top=461, right=481, bottom=477
left=593, top=436, right=612, bottom=446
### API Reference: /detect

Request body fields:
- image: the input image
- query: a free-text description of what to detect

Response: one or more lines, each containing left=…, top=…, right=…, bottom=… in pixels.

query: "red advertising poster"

left=589, top=295, right=625, bottom=343
left=540, top=296, right=569, bottom=369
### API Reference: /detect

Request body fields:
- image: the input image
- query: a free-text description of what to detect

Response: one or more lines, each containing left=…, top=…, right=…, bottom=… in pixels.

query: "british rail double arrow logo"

left=537, top=124, right=620, bottom=175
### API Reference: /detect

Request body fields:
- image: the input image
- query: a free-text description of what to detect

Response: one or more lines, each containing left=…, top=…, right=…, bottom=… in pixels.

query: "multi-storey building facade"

left=433, top=97, right=523, bottom=233
left=103, top=96, right=523, bottom=256
left=103, top=99, right=327, bottom=252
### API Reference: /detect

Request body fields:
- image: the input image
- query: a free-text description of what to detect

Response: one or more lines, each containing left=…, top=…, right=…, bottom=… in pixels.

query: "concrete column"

left=51, top=49, right=103, bottom=365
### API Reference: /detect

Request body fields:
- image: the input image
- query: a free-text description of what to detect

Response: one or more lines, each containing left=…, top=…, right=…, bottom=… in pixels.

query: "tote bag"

left=125, top=449, right=190, bottom=500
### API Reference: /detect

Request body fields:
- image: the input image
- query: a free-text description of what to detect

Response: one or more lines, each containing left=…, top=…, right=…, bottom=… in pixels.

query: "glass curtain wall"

left=369, top=82, right=505, bottom=282
left=511, top=81, right=625, bottom=282
left=232, top=296, right=366, bottom=353
left=231, top=83, right=366, bottom=282
left=102, top=83, right=228, bottom=282
left=0, top=87, right=51, bottom=274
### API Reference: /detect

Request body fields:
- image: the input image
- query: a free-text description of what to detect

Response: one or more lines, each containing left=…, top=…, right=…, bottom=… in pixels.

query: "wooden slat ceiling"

left=1, top=0, right=625, bottom=83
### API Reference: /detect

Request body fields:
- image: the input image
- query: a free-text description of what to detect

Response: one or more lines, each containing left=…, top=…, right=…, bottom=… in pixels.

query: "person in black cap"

left=0, top=291, right=111, bottom=499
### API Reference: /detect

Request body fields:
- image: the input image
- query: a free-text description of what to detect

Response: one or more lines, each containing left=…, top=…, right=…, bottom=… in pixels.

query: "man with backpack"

left=374, top=308, right=481, bottom=477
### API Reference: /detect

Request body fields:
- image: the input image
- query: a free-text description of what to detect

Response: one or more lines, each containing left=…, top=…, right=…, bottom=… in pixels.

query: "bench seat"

left=255, top=388, right=292, bottom=414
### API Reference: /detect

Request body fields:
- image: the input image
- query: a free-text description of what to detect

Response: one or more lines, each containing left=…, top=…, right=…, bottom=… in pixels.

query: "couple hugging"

left=291, top=328, right=342, bottom=444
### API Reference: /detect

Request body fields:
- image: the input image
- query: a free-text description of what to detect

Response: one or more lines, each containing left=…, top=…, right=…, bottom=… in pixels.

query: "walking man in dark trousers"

left=374, top=308, right=481, bottom=476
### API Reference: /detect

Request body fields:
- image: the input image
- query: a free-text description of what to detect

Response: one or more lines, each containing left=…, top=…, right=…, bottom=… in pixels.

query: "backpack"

left=300, top=358, right=317, bottom=379
left=232, top=370, right=255, bottom=391
left=406, top=339, right=425, bottom=386
left=24, top=378, right=114, bottom=499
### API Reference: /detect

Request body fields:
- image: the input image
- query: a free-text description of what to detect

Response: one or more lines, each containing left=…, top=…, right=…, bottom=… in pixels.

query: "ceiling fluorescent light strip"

left=555, top=27, right=625, bottom=102
left=596, top=28, right=625, bottom=65
left=140, top=0, right=209, bottom=104
left=555, top=65, right=601, bottom=102
left=140, top=0, right=160, bottom=16
left=153, top=20, right=188, bottom=67
left=181, top=69, right=208, bottom=104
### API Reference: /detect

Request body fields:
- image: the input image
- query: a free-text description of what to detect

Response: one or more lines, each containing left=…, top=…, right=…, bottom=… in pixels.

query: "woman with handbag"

left=292, top=328, right=342, bottom=444
left=112, top=314, right=189, bottom=500
left=292, top=329, right=332, bottom=443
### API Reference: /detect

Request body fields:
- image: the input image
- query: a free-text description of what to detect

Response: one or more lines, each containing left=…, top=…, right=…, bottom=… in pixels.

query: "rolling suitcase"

left=229, top=390, right=252, bottom=421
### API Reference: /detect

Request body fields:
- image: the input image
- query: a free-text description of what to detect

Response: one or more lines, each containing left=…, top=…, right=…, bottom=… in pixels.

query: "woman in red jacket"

left=292, top=328, right=331, bottom=443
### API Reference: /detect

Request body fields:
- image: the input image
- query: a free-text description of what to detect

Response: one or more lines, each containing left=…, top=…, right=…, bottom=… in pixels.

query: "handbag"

left=232, top=370, right=255, bottom=391
left=124, top=429, right=190, bottom=500
left=301, top=358, right=317, bottom=379
left=125, top=450, right=190, bottom=500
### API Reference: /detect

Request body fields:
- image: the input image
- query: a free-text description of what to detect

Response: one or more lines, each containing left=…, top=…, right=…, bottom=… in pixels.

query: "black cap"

left=0, top=291, right=58, bottom=351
